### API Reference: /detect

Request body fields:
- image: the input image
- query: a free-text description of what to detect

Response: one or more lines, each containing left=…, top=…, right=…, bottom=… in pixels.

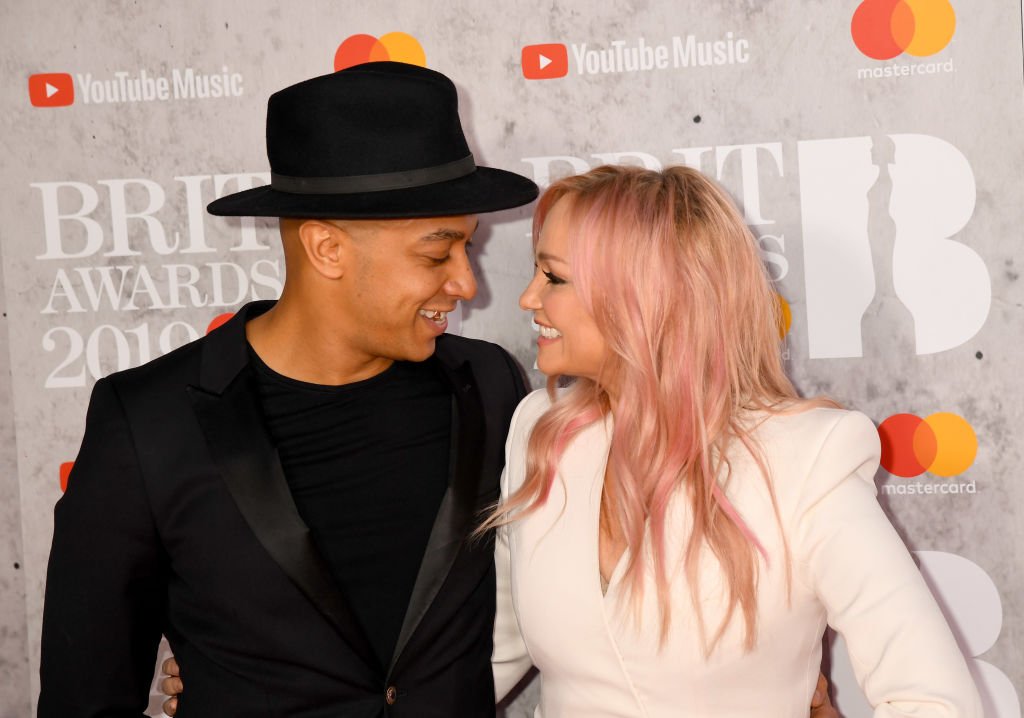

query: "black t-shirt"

left=250, top=348, right=452, bottom=667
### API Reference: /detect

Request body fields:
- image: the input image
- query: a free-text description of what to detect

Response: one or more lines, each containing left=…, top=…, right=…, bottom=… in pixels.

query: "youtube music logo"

left=522, top=43, right=568, bottom=79
left=29, top=72, right=74, bottom=107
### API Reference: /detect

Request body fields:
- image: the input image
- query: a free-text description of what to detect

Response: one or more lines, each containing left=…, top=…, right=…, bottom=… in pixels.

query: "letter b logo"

left=798, top=134, right=990, bottom=359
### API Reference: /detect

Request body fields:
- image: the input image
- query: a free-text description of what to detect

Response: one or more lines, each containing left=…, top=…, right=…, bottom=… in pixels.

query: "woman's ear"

left=296, top=219, right=347, bottom=280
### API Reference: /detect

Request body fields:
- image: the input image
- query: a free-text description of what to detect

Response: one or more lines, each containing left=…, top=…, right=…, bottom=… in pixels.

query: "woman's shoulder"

left=743, top=405, right=881, bottom=508
left=501, top=390, right=552, bottom=496
left=518, top=387, right=553, bottom=411
left=754, top=404, right=876, bottom=446
left=746, top=405, right=880, bottom=481
left=509, top=388, right=553, bottom=436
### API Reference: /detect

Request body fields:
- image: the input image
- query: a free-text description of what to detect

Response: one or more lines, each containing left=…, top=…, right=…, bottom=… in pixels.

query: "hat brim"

left=207, top=166, right=538, bottom=218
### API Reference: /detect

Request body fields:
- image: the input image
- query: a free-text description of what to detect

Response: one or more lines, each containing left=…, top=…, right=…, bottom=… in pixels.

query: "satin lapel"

left=388, top=356, right=485, bottom=674
left=188, top=321, right=381, bottom=673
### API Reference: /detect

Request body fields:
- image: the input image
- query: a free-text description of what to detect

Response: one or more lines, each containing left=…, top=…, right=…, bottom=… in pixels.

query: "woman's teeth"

left=418, top=309, right=448, bottom=323
left=538, top=324, right=562, bottom=339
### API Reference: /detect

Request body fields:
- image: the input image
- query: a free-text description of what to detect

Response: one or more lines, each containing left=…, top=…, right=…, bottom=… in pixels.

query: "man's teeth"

left=538, top=324, right=562, bottom=339
left=418, top=309, right=448, bottom=322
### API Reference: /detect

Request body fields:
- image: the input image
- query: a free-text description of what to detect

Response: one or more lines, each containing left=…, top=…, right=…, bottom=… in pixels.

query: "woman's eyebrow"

left=537, top=251, right=567, bottom=264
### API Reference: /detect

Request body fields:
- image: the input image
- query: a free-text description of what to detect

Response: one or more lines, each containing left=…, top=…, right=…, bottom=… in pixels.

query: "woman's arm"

left=491, top=392, right=539, bottom=701
left=794, top=411, right=982, bottom=716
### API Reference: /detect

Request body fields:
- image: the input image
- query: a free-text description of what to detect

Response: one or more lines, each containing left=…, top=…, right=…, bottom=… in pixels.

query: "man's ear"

left=296, top=219, right=347, bottom=280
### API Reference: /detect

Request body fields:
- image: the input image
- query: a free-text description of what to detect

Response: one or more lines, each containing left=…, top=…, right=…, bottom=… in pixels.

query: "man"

left=39, top=61, right=536, bottom=717
left=41, top=61, right=839, bottom=717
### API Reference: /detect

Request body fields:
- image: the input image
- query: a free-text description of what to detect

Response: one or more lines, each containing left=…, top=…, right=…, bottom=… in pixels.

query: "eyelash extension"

left=543, top=270, right=566, bottom=285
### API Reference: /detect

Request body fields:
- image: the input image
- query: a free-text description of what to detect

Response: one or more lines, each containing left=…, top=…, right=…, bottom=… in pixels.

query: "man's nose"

left=445, top=253, right=478, bottom=301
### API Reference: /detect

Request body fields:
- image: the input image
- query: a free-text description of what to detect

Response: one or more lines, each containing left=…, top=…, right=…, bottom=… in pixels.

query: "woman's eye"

left=543, top=270, right=566, bottom=285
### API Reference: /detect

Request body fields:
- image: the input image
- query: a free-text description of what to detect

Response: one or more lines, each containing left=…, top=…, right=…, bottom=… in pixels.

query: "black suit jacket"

left=39, top=301, right=527, bottom=718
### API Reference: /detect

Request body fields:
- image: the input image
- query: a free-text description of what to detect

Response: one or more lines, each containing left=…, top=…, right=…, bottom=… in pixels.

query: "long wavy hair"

left=483, top=165, right=812, bottom=653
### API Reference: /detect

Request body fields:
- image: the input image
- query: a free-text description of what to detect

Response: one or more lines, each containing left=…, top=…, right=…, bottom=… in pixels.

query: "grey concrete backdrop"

left=0, top=235, right=30, bottom=716
left=0, top=1, right=1020, bottom=715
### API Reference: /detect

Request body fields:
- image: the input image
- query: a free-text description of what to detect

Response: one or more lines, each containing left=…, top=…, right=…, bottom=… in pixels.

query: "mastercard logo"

left=851, top=0, right=956, bottom=60
left=206, top=312, right=234, bottom=334
left=334, top=32, right=426, bottom=71
left=59, top=461, right=74, bottom=492
left=878, top=412, right=977, bottom=478
left=775, top=294, right=792, bottom=339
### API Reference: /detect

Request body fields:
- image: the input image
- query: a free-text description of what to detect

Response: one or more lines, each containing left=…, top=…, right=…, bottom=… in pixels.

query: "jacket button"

left=385, top=685, right=398, bottom=705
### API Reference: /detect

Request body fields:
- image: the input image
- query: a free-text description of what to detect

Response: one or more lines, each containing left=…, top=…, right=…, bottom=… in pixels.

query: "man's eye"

left=429, top=255, right=450, bottom=265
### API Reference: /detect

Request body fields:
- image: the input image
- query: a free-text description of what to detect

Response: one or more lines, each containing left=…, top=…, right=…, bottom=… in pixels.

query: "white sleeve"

left=793, top=411, right=983, bottom=717
left=491, top=394, right=538, bottom=702
left=492, top=506, right=532, bottom=701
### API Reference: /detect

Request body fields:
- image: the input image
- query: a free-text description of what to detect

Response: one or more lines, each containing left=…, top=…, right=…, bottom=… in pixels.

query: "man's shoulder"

left=436, top=335, right=522, bottom=382
left=105, top=301, right=263, bottom=399
left=434, top=334, right=529, bottom=413
left=434, top=333, right=512, bottom=363
left=103, top=331, right=208, bottom=399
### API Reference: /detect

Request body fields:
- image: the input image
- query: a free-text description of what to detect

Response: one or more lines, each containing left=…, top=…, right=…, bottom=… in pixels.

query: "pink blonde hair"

left=484, top=165, right=813, bottom=653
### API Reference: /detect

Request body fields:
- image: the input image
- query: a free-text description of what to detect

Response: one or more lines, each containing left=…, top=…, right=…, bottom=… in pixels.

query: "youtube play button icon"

left=522, top=43, right=569, bottom=80
left=29, top=72, right=75, bottom=108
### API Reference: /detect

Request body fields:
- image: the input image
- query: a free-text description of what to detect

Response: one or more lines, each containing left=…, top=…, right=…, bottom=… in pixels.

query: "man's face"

left=335, top=214, right=479, bottom=363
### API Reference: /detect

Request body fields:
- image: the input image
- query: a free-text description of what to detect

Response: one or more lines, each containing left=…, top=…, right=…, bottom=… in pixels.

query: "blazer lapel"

left=187, top=302, right=380, bottom=673
left=388, top=348, right=486, bottom=674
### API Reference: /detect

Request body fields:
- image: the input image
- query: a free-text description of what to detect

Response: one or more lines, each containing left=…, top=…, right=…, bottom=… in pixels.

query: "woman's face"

left=519, top=197, right=608, bottom=381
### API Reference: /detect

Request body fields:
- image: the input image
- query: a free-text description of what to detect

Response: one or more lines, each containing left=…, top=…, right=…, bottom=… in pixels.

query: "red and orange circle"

left=878, top=412, right=977, bottom=478
left=206, top=313, right=234, bottom=335
left=851, top=0, right=956, bottom=60
left=334, top=32, right=426, bottom=71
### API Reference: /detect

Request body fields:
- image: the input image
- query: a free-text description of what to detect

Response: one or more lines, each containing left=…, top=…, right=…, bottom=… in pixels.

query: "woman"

left=487, top=165, right=981, bottom=716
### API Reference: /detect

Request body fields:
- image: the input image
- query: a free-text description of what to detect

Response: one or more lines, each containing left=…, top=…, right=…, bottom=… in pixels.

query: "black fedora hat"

left=207, top=62, right=538, bottom=218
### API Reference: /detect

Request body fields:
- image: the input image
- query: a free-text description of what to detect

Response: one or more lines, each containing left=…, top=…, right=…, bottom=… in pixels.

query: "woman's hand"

left=160, top=656, right=182, bottom=717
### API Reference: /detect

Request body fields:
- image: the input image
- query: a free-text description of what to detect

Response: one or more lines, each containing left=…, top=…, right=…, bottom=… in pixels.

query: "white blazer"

left=492, top=389, right=981, bottom=717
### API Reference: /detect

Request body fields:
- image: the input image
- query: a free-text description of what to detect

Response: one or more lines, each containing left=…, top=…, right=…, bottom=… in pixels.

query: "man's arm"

left=160, top=647, right=839, bottom=716
left=39, top=377, right=166, bottom=717
left=160, top=658, right=182, bottom=717
left=811, top=672, right=838, bottom=718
